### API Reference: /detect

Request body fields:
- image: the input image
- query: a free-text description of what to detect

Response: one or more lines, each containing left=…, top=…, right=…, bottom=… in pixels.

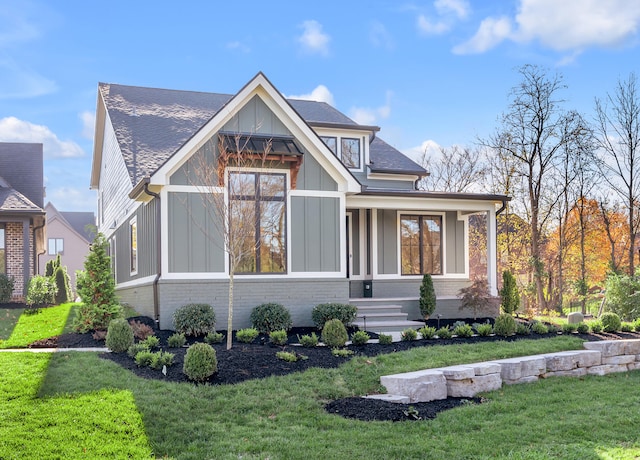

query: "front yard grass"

left=0, top=303, right=76, bottom=348
left=26, top=335, right=640, bottom=460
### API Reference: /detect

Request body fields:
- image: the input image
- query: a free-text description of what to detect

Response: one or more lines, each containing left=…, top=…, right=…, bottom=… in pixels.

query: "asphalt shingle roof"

left=61, top=211, right=96, bottom=242
left=0, top=143, right=44, bottom=212
left=99, top=82, right=425, bottom=186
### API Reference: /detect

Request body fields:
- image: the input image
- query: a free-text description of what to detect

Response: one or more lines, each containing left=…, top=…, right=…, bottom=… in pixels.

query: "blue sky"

left=1, top=0, right=639, bottom=212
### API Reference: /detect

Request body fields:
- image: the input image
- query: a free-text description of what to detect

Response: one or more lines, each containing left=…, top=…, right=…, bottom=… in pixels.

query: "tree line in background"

left=420, top=65, right=640, bottom=319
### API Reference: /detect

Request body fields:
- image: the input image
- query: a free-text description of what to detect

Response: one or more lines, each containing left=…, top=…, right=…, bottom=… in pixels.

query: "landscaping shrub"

left=562, top=323, right=578, bottom=334
left=436, top=326, right=452, bottom=339
left=74, top=233, right=120, bottom=331
left=634, top=319, right=640, bottom=332
left=321, top=319, right=348, bottom=348
left=311, top=303, right=357, bottom=329
left=183, top=343, right=218, bottom=382
left=204, top=332, right=225, bottom=345
left=499, top=270, right=520, bottom=314
left=604, top=273, right=640, bottom=321
left=150, top=351, right=175, bottom=370
left=458, top=278, right=492, bottom=320
left=419, top=274, right=436, bottom=319
left=26, top=275, right=57, bottom=307
left=127, top=343, right=149, bottom=359
left=531, top=321, right=548, bottom=335
left=576, top=322, right=590, bottom=334
left=473, top=322, right=493, bottom=336
left=297, top=332, right=319, bottom=347
left=167, top=333, right=187, bottom=348
left=331, top=348, right=354, bottom=358
left=236, top=328, right=259, bottom=343
left=0, top=274, right=15, bottom=303
left=269, top=329, right=289, bottom=346
left=515, top=322, right=531, bottom=335
left=378, top=333, right=393, bottom=345
left=135, top=351, right=155, bottom=367
left=621, top=322, right=634, bottom=332
left=105, top=318, right=134, bottom=353
left=130, top=320, right=154, bottom=340
left=453, top=323, right=474, bottom=338
left=276, top=351, right=306, bottom=362
left=173, top=303, right=216, bottom=337
left=590, top=321, right=603, bottom=334
left=351, top=330, right=370, bottom=346
left=250, top=303, right=292, bottom=333
left=53, top=264, right=72, bottom=305
left=418, top=325, right=437, bottom=339
left=493, top=313, right=516, bottom=337
left=141, top=335, right=160, bottom=350
left=400, top=328, right=418, bottom=341
left=601, top=312, right=621, bottom=333
left=546, top=323, right=560, bottom=334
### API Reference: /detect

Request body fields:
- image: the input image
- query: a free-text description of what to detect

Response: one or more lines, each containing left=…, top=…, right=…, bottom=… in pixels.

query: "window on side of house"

left=0, top=224, right=5, bottom=274
left=400, top=215, right=442, bottom=275
left=229, top=172, right=286, bottom=274
left=48, top=238, right=64, bottom=255
left=130, top=218, right=138, bottom=275
left=341, top=137, right=360, bottom=169
left=320, top=136, right=337, bottom=155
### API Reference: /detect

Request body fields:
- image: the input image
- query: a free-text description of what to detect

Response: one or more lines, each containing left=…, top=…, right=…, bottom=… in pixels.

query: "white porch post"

left=486, top=207, right=498, bottom=296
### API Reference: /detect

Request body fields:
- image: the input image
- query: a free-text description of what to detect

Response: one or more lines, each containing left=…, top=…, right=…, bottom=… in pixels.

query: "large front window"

left=400, top=215, right=442, bottom=275
left=229, top=172, right=286, bottom=274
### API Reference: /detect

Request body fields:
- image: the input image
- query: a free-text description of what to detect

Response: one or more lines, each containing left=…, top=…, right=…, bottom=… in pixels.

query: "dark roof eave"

left=358, top=188, right=511, bottom=202
left=307, top=121, right=380, bottom=132
left=129, top=177, right=150, bottom=200
left=368, top=167, right=428, bottom=177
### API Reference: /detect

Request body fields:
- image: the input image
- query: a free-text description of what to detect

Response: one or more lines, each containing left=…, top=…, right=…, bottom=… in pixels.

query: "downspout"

left=496, top=198, right=508, bottom=216
left=33, top=219, right=46, bottom=277
left=143, top=182, right=161, bottom=326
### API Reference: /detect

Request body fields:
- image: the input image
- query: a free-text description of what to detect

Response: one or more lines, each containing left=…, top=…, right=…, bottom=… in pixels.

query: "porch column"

left=486, top=207, right=497, bottom=296
left=22, top=220, right=30, bottom=297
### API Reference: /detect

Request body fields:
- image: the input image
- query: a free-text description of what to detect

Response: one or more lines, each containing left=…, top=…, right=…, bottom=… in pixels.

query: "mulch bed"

left=25, top=314, right=640, bottom=422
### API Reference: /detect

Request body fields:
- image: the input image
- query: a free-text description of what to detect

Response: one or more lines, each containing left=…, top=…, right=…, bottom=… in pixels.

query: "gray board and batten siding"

left=291, top=196, right=340, bottom=272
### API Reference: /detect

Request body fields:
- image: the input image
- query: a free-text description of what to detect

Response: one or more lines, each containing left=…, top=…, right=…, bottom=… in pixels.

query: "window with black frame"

left=400, top=215, right=442, bottom=275
left=229, top=172, right=286, bottom=274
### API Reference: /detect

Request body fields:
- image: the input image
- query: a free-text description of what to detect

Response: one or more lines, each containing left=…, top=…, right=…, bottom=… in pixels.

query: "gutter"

left=141, top=179, right=161, bottom=326
left=496, top=197, right=509, bottom=215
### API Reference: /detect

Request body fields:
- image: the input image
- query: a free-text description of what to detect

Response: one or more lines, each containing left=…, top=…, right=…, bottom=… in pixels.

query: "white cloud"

left=0, top=57, right=56, bottom=99
left=287, top=85, right=335, bottom=106
left=0, top=116, right=84, bottom=158
left=226, top=41, right=250, bottom=53
left=349, top=91, right=393, bottom=125
left=404, top=139, right=442, bottom=164
left=80, top=111, right=95, bottom=140
left=455, top=0, right=640, bottom=55
left=0, top=2, right=41, bottom=48
left=453, top=16, right=512, bottom=54
left=370, top=21, right=394, bottom=49
left=417, top=0, right=470, bottom=35
left=298, top=20, right=330, bottom=56
left=47, top=186, right=96, bottom=212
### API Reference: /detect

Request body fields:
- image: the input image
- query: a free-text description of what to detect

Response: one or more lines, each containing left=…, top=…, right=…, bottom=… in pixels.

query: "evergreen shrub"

left=183, top=343, right=218, bottom=382
left=321, top=319, right=348, bottom=348
left=105, top=318, right=134, bottom=353
left=173, top=303, right=216, bottom=337
left=250, top=303, right=292, bottom=333
left=311, top=303, right=357, bottom=329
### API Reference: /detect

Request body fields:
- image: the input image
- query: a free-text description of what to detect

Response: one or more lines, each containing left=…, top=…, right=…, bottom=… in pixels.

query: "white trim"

left=164, top=184, right=225, bottom=194
left=289, top=190, right=343, bottom=198
left=347, top=195, right=500, bottom=212
left=346, top=212, right=353, bottom=280
left=162, top=271, right=342, bottom=280
left=115, top=275, right=158, bottom=289
left=367, top=172, right=419, bottom=182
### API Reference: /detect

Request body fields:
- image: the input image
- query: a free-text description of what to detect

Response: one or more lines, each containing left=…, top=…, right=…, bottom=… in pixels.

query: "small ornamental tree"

left=73, top=233, right=122, bottom=332
left=499, top=270, right=520, bottom=315
left=458, top=278, right=491, bottom=320
left=419, top=274, right=437, bottom=320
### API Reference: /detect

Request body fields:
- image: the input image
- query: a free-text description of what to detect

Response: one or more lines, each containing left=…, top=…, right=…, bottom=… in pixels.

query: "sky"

left=1, top=0, right=639, bottom=213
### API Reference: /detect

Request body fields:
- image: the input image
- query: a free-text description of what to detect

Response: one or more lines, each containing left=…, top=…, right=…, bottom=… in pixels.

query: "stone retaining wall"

left=377, top=339, right=640, bottom=403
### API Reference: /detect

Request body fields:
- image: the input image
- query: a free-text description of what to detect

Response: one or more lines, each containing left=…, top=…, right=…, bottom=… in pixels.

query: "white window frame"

left=129, top=217, right=138, bottom=276
left=48, top=238, right=64, bottom=255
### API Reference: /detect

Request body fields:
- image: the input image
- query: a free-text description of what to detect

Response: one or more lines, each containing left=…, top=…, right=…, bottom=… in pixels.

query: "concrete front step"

left=354, top=319, right=425, bottom=333
left=356, top=304, right=406, bottom=315
left=357, top=312, right=410, bottom=322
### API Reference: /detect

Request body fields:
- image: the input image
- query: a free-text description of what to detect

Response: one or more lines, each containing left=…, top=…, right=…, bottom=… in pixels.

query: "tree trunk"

left=629, top=193, right=636, bottom=276
left=226, top=271, right=234, bottom=350
left=579, top=202, right=587, bottom=315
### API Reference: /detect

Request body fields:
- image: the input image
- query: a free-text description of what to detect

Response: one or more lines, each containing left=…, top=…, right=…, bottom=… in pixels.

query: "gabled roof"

left=96, top=78, right=425, bottom=187
left=0, top=143, right=44, bottom=212
left=45, top=202, right=95, bottom=242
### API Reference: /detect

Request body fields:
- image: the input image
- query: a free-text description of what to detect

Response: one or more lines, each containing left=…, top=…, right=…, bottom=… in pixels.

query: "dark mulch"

left=26, top=315, right=640, bottom=422
left=0, top=302, right=30, bottom=310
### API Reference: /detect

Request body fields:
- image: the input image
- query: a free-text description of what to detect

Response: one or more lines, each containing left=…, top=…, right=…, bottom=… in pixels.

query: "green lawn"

left=2, top=307, right=639, bottom=459
left=0, top=303, right=76, bottom=348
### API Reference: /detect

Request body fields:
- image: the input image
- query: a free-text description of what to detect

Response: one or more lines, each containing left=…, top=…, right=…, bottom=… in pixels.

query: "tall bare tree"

left=186, top=133, right=289, bottom=349
left=482, top=65, right=580, bottom=310
left=418, top=145, right=486, bottom=192
left=594, top=72, right=640, bottom=276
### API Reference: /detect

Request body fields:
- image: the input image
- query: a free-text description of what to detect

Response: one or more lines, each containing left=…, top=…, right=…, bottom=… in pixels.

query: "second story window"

left=341, top=138, right=360, bottom=169
left=48, top=238, right=64, bottom=255
left=320, top=136, right=337, bottom=155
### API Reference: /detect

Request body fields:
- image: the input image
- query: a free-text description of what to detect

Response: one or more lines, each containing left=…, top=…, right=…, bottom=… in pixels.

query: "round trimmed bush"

left=311, top=303, right=357, bottom=329
left=601, top=312, right=621, bottom=333
left=105, top=318, right=134, bottom=353
left=351, top=330, right=370, bottom=346
left=321, top=319, right=348, bottom=348
left=493, top=313, right=516, bottom=337
left=173, top=303, right=216, bottom=337
left=250, top=303, right=293, bottom=334
left=183, top=343, right=218, bottom=382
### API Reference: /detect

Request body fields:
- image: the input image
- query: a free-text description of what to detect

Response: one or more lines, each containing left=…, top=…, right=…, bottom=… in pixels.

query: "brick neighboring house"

left=0, top=143, right=46, bottom=301
left=39, top=202, right=95, bottom=290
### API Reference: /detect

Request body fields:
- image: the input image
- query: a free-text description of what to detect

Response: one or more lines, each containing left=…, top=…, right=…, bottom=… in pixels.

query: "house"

left=39, top=202, right=95, bottom=290
left=90, top=73, right=508, bottom=330
left=0, top=142, right=46, bottom=301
